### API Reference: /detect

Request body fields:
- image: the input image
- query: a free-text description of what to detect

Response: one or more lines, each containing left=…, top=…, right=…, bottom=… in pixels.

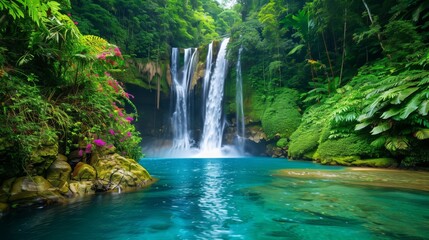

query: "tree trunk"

left=322, top=31, right=334, bottom=78
left=339, top=8, right=347, bottom=86
left=361, top=0, right=385, bottom=51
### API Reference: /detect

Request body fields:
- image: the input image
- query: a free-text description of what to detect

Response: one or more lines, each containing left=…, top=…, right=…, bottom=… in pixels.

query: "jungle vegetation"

left=0, top=0, right=428, bottom=182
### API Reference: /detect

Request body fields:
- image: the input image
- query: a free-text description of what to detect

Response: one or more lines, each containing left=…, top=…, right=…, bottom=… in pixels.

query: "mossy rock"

left=352, top=158, right=397, bottom=168
left=72, top=162, right=96, bottom=181
left=320, top=156, right=361, bottom=166
left=29, top=136, right=58, bottom=175
left=288, top=124, right=321, bottom=159
left=7, top=176, right=64, bottom=207
left=46, top=159, right=72, bottom=187
left=69, top=181, right=94, bottom=196
left=314, top=134, right=381, bottom=164
left=261, top=89, right=301, bottom=139
left=93, top=153, right=152, bottom=191
left=287, top=101, right=336, bottom=160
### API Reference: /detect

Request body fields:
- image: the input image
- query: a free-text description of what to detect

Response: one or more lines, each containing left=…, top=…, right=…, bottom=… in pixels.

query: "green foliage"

left=70, top=0, right=232, bottom=60
left=0, top=1, right=143, bottom=179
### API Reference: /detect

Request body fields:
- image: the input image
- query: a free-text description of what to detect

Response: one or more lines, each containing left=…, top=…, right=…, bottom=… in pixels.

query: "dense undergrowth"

left=0, top=1, right=142, bottom=180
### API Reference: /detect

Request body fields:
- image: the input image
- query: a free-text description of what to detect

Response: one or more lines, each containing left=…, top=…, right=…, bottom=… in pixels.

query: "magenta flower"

left=127, top=132, right=132, bottom=137
left=114, top=47, right=122, bottom=57
left=94, top=139, right=107, bottom=147
left=125, top=117, right=133, bottom=123
left=78, top=149, right=83, bottom=157
left=98, top=53, right=107, bottom=60
left=85, top=144, right=92, bottom=153
left=118, top=111, right=124, bottom=117
left=109, top=129, right=115, bottom=135
left=74, top=21, right=78, bottom=25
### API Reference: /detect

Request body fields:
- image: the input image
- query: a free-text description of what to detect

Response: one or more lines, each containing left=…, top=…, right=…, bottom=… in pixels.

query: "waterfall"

left=200, top=38, right=230, bottom=153
left=235, top=46, right=245, bottom=153
left=202, top=41, right=213, bottom=121
left=171, top=47, right=198, bottom=149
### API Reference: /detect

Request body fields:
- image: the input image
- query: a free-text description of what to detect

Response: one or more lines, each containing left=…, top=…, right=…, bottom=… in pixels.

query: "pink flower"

left=74, top=21, right=78, bottom=25
left=94, top=139, right=106, bottom=147
left=123, top=92, right=135, bottom=99
left=125, top=117, right=133, bottom=123
left=114, top=47, right=122, bottom=57
left=85, top=144, right=92, bottom=153
left=97, top=53, right=107, bottom=60
left=67, top=13, right=71, bottom=17
left=78, top=149, right=83, bottom=157
left=109, top=129, right=115, bottom=135
left=118, top=111, right=124, bottom=117
left=127, top=132, right=132, bottom=137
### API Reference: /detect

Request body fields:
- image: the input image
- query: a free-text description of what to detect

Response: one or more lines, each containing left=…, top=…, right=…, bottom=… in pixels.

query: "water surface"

left=1, top=157, right=428, bottom=239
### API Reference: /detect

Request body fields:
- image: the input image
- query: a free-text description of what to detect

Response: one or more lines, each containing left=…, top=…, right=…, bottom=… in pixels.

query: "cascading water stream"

left=235, top=46, right=245, bottom=153
left=202, top=42, right=213, bottom=121
left=199, top=38, right=230, bottom=154
left=171, top=48, right=198, bottom=150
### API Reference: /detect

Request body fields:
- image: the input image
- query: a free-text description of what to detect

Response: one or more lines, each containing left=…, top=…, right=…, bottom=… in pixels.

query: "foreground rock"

left=92, top=153, right=152, bottom=192
left=0, top=152, right=153, bottom=216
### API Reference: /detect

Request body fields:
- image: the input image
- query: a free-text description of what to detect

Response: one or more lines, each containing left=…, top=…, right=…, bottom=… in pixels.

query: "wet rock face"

left=2, top=176, right=64, bottom=208
left=46, top=155, right=72, bottom=194
left=28, top=136, right=59, bottom=176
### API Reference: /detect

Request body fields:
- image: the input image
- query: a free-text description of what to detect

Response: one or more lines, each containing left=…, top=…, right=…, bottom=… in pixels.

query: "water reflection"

left=197, top=161, right=232, bottom=239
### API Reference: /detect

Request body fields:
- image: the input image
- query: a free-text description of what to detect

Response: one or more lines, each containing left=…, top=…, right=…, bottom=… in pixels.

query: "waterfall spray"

left=236, top=46, right=245, bottom=153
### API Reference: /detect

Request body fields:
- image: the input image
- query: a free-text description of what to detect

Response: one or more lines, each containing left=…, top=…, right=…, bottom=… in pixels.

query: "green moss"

left=315, top=134, right=381, bottom=164
left=288, top=103, right=331, bottom=160
left=261, top=89, right=301, bottom=139
left=352, top=158, right=397, bottom=167
left=246, top=92, right=267, bottom=122
left=322, top=156, right=361, bottom=166
left=276, top=138, right=288, bottom=148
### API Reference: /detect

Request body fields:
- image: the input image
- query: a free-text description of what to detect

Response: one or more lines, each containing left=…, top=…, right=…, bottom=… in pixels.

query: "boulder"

left=69, top=181, right=94, bottom=196
left=47, top=159, right=72, bottom=185
left=7, top=176, right=64, bottom=207
left=71, top=162, right=96, bottom=181
left=92, top=153, right=152, bottom=192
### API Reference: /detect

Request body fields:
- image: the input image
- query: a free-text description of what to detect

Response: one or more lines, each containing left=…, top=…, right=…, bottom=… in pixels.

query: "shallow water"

left=1, top=157, right=428, bottom=240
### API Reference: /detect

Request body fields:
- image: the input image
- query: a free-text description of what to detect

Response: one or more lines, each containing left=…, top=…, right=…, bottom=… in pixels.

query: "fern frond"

left=415, top=129, right=429, bottom=140
left=355, top=121, right=371, bottom=131
left=418, top=100, right=429, bottom=116
left=371, top=136, right=387, bottom=148
left=370, top=121, right=392, bottom=135
left=400, top=94, right=421, bottom=119
left=81, top=35, right=110, bottom=55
